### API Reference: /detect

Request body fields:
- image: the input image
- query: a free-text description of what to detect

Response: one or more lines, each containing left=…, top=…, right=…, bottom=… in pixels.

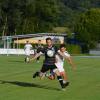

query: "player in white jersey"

left=24, top=41, right=33, bottom=62
left=55, top=51, right=70, bottom=73
left=56, top=44, right=75, bottom=83
left=48, top=44, right=76, bottom=84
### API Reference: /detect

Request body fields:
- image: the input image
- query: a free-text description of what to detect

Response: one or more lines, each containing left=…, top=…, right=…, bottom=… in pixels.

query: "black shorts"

left=41, top=64, right=57, bottom=73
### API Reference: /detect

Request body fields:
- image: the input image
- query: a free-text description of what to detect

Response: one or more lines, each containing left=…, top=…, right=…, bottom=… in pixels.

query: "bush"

left=54, top=44, right=81, bottom=54
left=66, top=44, right=81, bottom=54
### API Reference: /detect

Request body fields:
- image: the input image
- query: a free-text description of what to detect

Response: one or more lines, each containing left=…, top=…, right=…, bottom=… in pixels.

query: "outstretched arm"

left=65, top=56, right=76, bottom=71
left=30, top=52, right=42, bottom=61
left=58, top=51, right=76, bottom=70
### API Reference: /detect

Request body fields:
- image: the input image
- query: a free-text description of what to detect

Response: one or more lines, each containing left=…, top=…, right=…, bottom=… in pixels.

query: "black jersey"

left=35, top=44, right=43, bottom=49
left=35, top=44, right=43, bottom=53
left=40, top=45, right=58, bottom=65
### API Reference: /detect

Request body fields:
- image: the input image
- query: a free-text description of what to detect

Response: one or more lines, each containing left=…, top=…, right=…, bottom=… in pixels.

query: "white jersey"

left=24, top=44, right=32, bottom=56
left=24, top=44, right=32, bottom=51
left=55, top=50, right=70, bottom=72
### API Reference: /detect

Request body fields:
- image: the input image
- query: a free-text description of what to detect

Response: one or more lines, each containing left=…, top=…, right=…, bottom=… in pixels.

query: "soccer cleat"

left=63, top=82, right=70, bottom=88
left=36, top=61, right=40, bottom=63
left=61, top=88, right=66, bottom=91
left=33, top=72, right=39, bottom=78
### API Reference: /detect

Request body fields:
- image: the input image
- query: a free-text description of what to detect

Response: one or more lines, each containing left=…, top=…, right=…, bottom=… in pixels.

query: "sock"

left=57, top=76, right=64, bottom=88
left=33, top=71, right=39, bottom=78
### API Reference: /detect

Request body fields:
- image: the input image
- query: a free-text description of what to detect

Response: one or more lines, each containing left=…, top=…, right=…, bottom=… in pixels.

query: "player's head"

left=26, top=41, right=29, bottom=44
left=38, top=40, right=41, bottom=44
left=46, top=37, right=52, bottom=47
left=59, top=44, right=66, bottom=52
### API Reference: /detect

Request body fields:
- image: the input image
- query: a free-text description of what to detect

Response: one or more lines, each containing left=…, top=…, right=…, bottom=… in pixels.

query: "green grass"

left=0, top=55, right=100, bottom=100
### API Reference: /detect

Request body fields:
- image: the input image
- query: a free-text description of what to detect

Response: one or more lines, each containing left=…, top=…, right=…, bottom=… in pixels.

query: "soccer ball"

left=47, top=50, right=54, bottom=57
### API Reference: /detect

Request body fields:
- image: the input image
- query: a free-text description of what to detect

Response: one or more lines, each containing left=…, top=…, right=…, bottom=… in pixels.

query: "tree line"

left=0, top=0, right=100, bottom=48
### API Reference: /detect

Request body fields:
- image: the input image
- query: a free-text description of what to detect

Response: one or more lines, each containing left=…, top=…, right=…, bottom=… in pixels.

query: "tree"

left=74, top=8, right=100, bottom=48
left=33, top=0, right=60, bottom=32
left=0, top=0, right=100, bottom=36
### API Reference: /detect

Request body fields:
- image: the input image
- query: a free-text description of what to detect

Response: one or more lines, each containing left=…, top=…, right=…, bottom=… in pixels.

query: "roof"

left=1, top=33, right=67, bottom=40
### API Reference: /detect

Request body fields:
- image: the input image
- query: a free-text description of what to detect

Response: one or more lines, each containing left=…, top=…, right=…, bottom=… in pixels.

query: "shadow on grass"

left=8, top=60, right=24, bottom=63
left=0, top=80, right=60, bottom=91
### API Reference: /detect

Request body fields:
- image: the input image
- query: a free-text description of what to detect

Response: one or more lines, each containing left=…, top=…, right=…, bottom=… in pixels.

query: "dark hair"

left=60, top=44, right=66, bottom=48
left=46, top=37, right=52, bottom=42
left=38, top=40, right=41, bottom=41
left=26, top=41, right=29, bottom=43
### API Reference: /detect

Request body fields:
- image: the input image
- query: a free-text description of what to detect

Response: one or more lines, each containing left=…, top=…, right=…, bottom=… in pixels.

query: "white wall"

left=89, top=50, right=100, bottom=55
left=0, top=49, right=34, bottom=55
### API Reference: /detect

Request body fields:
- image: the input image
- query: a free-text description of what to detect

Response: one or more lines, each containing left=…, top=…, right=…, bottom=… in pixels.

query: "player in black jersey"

left=30, top=37, right=69, bottom=89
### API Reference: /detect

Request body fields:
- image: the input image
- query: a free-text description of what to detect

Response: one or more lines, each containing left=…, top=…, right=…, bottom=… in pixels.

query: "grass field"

left=0, top=55, right=100, bottom=100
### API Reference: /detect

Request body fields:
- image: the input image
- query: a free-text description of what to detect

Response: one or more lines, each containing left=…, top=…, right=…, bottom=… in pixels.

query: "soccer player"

left=24, top=41, right=33, bottom=63
left=35, top=40, right=43, bottom=63
left=49, top=44, right=76, bottom=83
left=30, top=38, right=69, bottom=89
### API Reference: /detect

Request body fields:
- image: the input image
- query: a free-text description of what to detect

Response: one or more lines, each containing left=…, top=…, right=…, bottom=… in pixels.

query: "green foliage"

left=52, top=27, right=71, bottom=33
left=33, top=0, right=60, bottom=32
left=66, top=44, right=81, bottom=54
left=74, top=8, right=100, bottom=48
left=0, top=0, right=99, bottom=37
left=0, top=0, right=60, bottom=34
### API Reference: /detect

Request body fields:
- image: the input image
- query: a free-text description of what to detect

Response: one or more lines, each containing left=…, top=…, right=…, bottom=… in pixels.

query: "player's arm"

left=30, top=52, right=42, bottom=61
left=65, top=56, right=76, bottom=71
left=30, top=47, right=44, bottom=61
left=58, top=51, right=76, bottom=70
left=55, top=54, right=58, bottom=63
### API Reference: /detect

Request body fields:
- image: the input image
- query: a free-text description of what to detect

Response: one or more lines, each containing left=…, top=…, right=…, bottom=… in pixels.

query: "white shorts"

left=25, top=50, right=31, bottom=56
left=55, top=62, right=65, bottom=72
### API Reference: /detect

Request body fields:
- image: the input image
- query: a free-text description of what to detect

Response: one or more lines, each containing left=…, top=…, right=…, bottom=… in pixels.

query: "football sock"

left=57, top=76, right=64, bottom=88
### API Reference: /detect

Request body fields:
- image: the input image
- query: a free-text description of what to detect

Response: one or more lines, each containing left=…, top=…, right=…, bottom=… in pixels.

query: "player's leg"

left=33, top=71, right=46, bottom=79
left=53, top=68, right=65, bottom=88
left=46, top=70, right=55, bottom=80
left=50, top=65, right=66, bottom=89
left=60, top=71, right=69, bottom=84
left=58, top=66, right=68, bottom=82
left=56, top=64, right=69, bottom=84
left=25, top=50, right=30, bottom=63
left=33, top=64, right=49, bottom=79
left=53, top=67, right=69, bottom=89
left=59, top=68, right=70, bottom=86
left=36, top=56, right=40, bottom=63
left=33, top=71, right=40, bottom=78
